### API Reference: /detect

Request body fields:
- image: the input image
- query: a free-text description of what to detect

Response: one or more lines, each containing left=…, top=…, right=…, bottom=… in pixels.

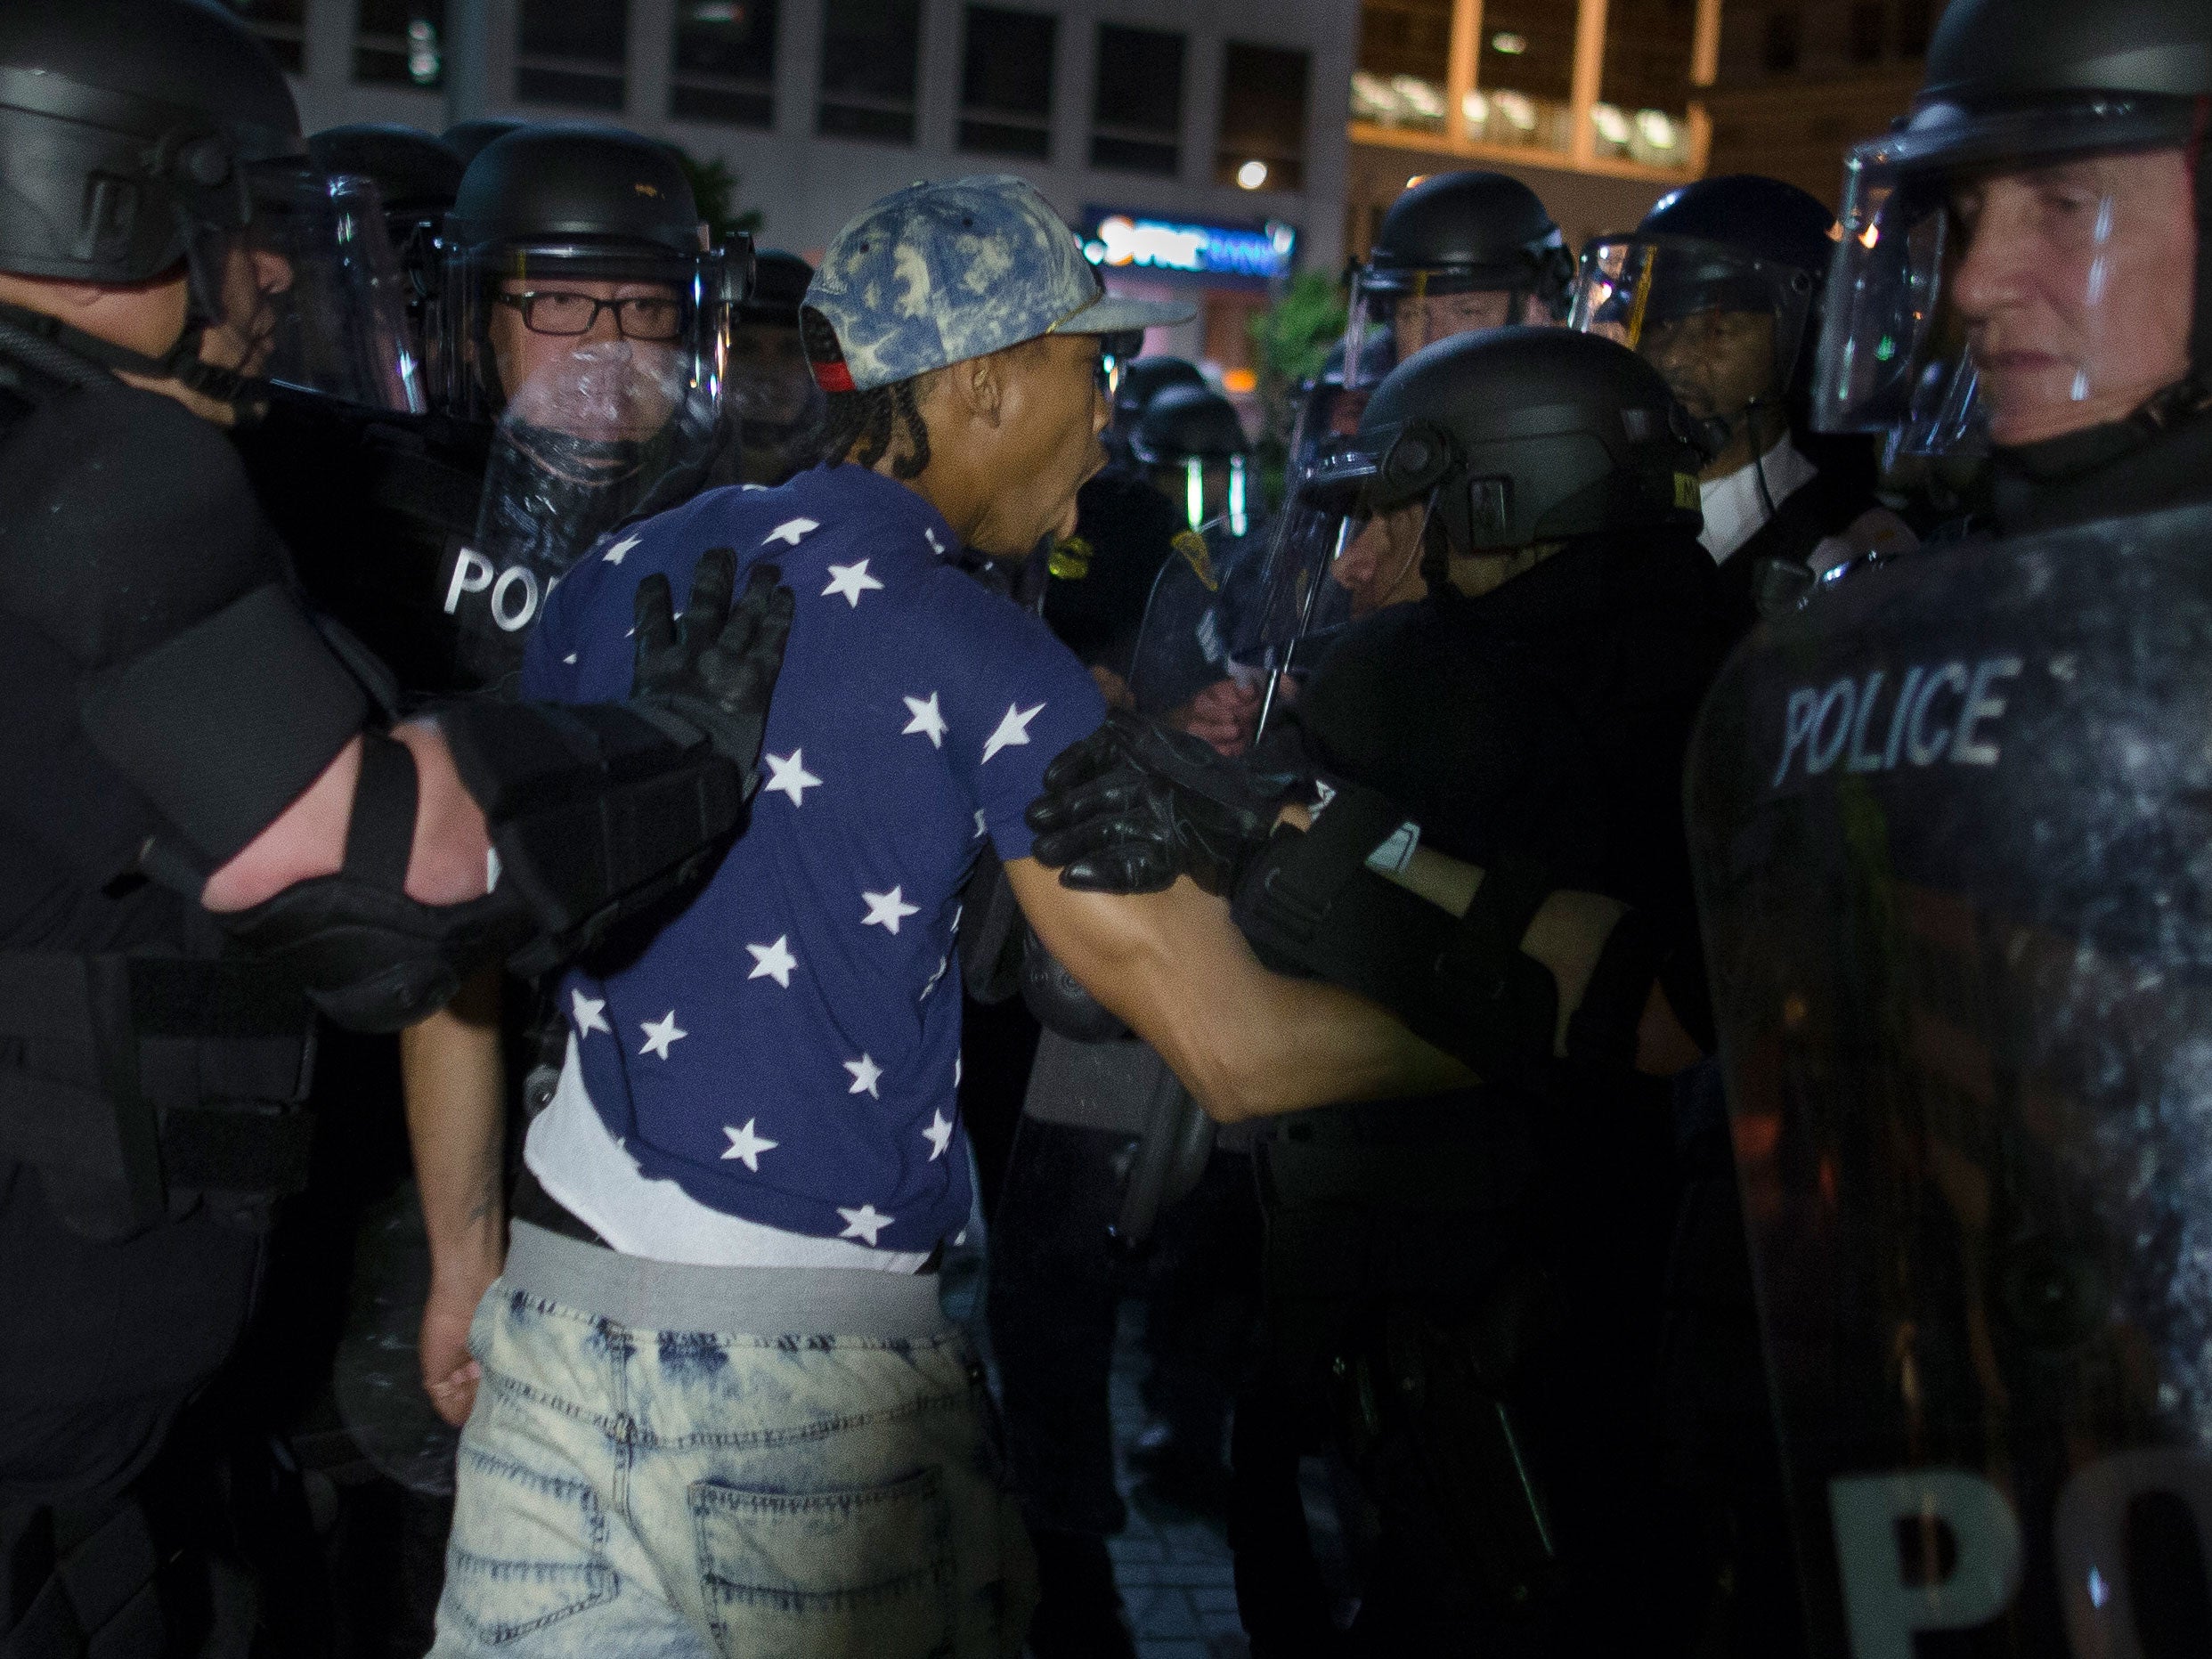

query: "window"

left=960, top=6, right=1055, bottom=159
left=1762, top=6, right=1801, bottom=74
left=1849, top=1, right=1884, bottom=63
left=516, top=0, right=628, bottom=109
left=818, top=0, right=922, bottom=143
left=672, top=0, right=777, bottom=127
left=222, top=0, right=306, bottom=73
left=1465, top=0, right=1576, bottom=154
left=1215, top=41, right=1308, bottom=193
left=357, top=0, right=445, bottom=87
left=1598, top=0, right=1696, bottom=167
left=1090, top=25, right=1183, bottom=176
left=1349, top=0, right=1452, bottom=132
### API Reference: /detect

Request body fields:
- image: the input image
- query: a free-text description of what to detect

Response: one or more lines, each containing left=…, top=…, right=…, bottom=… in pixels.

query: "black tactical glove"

left=630, top=548, right=795, bottom=796
left=1025, top=709, right=1303, bottom=895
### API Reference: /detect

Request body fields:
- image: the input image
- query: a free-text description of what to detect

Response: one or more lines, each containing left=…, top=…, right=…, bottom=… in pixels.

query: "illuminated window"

left=516, top=0, right=628, bottom=110
left=673, top=0, right=777, bottom=127
left=1091, top=25, right=1183, bottom=176
left=818, top=0, right=921, bottom=143
left=1215, top=41, right=1308, bottom=192
left=960, top=6, right=1055, bottom=159
left=357, top=0, right=444, bottom=86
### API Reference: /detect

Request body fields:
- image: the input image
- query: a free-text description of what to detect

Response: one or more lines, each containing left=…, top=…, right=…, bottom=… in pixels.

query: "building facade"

left=225, top=0, right=1358, bottom=383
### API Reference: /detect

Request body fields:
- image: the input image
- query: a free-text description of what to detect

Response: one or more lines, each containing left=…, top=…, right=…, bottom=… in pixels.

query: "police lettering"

left=443, top=545, right=553, bottom=633
left=1773, top=655, right=2022, bottom=788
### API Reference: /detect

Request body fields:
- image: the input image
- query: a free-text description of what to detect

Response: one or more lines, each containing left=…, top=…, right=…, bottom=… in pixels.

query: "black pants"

left=988, top=1116, right=1261, bottom=1537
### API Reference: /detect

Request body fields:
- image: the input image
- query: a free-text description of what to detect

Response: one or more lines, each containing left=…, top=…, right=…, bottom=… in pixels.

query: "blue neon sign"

left=1079, top=211, right=1297, bottom=281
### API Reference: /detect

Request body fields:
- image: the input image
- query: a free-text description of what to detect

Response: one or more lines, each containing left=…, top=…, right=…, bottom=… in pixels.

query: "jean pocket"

left=690, top=1468, right=955, bottom=1659
left=443, top=1436, right=619, bottom=1647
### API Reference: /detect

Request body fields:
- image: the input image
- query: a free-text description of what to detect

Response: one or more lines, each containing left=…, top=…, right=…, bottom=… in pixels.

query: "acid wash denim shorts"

left=430, top=1223, right=1033, bottom=1659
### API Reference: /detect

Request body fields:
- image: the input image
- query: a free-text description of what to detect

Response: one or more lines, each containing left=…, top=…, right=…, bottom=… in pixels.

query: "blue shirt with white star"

left=521, top=465, right=1106, bottom=1251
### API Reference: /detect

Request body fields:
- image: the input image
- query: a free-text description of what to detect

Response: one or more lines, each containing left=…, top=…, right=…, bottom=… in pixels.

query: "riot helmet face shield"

left=1572, top=235, right=1819, bottom=449
left=1342, top=269, right=1527, bottom=394
left=1811, top=101, right=2199, bottom=456
left=196, top=162, right=426, bottom=412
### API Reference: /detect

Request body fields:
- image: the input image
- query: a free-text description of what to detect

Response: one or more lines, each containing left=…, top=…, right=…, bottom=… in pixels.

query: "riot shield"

left=1125, top=521, right=1268, bottom=732
left=1687, top=501, right=2212, bottom=1658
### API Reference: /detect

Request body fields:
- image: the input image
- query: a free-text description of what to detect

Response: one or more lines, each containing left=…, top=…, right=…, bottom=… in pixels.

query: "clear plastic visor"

left=186, top=164, right=425, bottom=412
left=1126, top=518, right=1272, bottom=732
left=434, top=240, right=732, bottom=426
left=1810, top=103, right=2198, bottom=455
left=1343, top=265, right=1529, bottom=389
left=1572, top=236, right=1818, bottom=429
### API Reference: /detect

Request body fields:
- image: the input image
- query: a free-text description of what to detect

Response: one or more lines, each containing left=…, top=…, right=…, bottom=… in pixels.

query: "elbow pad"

left=1021, top=928, right=1129, bottom=1043
left=1230, top=782, right=1560, bottom=1083
left=216, top=692, right=750, bottom=1032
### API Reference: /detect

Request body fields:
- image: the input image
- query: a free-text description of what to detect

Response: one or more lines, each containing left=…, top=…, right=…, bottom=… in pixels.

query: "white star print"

left=638, top=1010, right=687, bottom=1060
left=822, top=559, right=885, bottom=607
left=563, top=652, right=578, bottom=665
left=919, top=951, right=950, bottom=1002
left=924, top=527, right=946, bottom=555
left=981, top=702, right=1044, bottom=764
left=923, top=1110, right=955, bottom=1161
left=838, top=1204, right=892, bottom=1245
left=763, top=516, right=819, bottom=547
left=901, top=692, right=947, bottom=748
left=745, top=935, right=798, bottom=988
left=571, top=989, right=610, bottom=1037
left=761, top=750, right=821, bottom=806
left=601, top=533, right=640, bottom=565
left=862, top=886, right=920, bottom=934
left=844, top=1054, right=882, bottom=1098
left=955, top=1055, right=964, bottom=1086
left=720, top=1118, right=778, bottom=1170
left=973, top=808, right=988, bottom=840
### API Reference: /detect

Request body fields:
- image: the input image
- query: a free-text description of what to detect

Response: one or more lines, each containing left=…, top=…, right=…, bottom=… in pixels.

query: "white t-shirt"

left=1699, top=438, right=1818, bottom=564
left=525, top=1037, right=932, bottom=1272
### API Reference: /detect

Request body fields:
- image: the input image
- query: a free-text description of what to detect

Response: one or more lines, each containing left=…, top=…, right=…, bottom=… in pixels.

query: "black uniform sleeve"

left=0, top=381, right=370, bottom=874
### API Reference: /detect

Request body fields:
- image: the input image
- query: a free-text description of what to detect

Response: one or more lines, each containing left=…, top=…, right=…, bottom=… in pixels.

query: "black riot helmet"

left=434, top=123, right=746, bottom=420
left=740, top=248, right=814, bottom=328
left=1130, top=384, right=1256, bottom=535
left=1112, top=355, right=1208, bottom=432
left=1344, top=171, right=1574, bottom=391
left=0, top=0, right=420, bottom=414
left=1811, top=0, right=2212, bottom=456
left=310, top=123, right=465, bottom=354
left=1572, top=175, right=1839, bottom=445
left=442, top=118, right=525, bottom=170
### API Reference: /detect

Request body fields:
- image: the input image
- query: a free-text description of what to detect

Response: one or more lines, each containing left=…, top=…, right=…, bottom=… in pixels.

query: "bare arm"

left=401, top=968, right=508, bottom=1425
left=199, top=721, right=492, bottom=913
left=1005, top=856, right=1474, bottom=1123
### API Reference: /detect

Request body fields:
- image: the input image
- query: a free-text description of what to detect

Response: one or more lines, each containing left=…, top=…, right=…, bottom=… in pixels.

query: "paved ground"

left=1103, top=1308, right=1248, bottom=1659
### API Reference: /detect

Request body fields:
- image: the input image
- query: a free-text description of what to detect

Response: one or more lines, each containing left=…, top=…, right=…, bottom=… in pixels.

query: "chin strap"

left=0, top=300, right=264, bottom=420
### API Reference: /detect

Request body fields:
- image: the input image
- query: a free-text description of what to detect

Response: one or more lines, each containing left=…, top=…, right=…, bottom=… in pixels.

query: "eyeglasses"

left=495, top=289, right=684, bottom=342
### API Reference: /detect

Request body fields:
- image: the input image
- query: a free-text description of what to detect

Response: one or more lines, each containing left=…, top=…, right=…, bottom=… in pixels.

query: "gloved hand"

left=1025, top=709, right=1302, bottom=895
left=631, top=547, right=795, bottom=797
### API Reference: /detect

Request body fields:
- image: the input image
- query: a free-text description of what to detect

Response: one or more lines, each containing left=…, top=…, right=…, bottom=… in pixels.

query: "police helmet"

left=310, top=124, right=466, bottom=222
left=442, top=118, right=526, bottom=170
left=1572, top=175, right=1840, bottom=438
left=0, top=0, right=423, bottom=414
left=1112, top=355, right=1208, bottom=432
left=0, top=0, right=300, bottom=288
left=1811, top=0, right=2211, bottom=451
left=1129, top=384, right=1251, bottom=467
left=435, top=124, right=747, bottom=420
left=740, top=249, right=815, bottom=329
left=1345, top=327, right=1707, bottom=555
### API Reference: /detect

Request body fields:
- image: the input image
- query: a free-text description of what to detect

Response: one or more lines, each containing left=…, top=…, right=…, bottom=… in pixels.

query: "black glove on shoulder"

left=1024, top=709, right=1305, bottom=896
left=630, top=548, right=795, bottom=793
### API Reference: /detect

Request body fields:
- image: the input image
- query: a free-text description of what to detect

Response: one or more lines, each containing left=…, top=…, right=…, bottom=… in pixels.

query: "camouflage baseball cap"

left=802, top=175, right=1195, bottom=392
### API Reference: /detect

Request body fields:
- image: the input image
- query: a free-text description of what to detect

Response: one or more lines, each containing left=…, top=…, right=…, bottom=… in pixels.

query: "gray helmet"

left=1346, top=327, right=1706, bottom=555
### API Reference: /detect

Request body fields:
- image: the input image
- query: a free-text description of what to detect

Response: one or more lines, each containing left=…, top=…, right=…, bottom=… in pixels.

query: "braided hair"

left=801, top=305, right=933, bottom=479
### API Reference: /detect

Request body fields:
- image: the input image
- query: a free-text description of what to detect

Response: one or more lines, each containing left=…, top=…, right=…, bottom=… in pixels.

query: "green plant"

left=1247, top=270, right=1347, bottom=507
left=670, top=147, right=765, bottom=244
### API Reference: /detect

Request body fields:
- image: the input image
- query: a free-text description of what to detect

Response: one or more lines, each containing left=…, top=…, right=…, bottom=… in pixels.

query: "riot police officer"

left=305, top=123, right=466, bottom=362
left=729, top=248, right=823, bottom=487
left=1571, top=174, right=1915, bottom=630
left=0, top=6, right=790, bottom=1651
left=1030, top=328, right=1733, bottom=1654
